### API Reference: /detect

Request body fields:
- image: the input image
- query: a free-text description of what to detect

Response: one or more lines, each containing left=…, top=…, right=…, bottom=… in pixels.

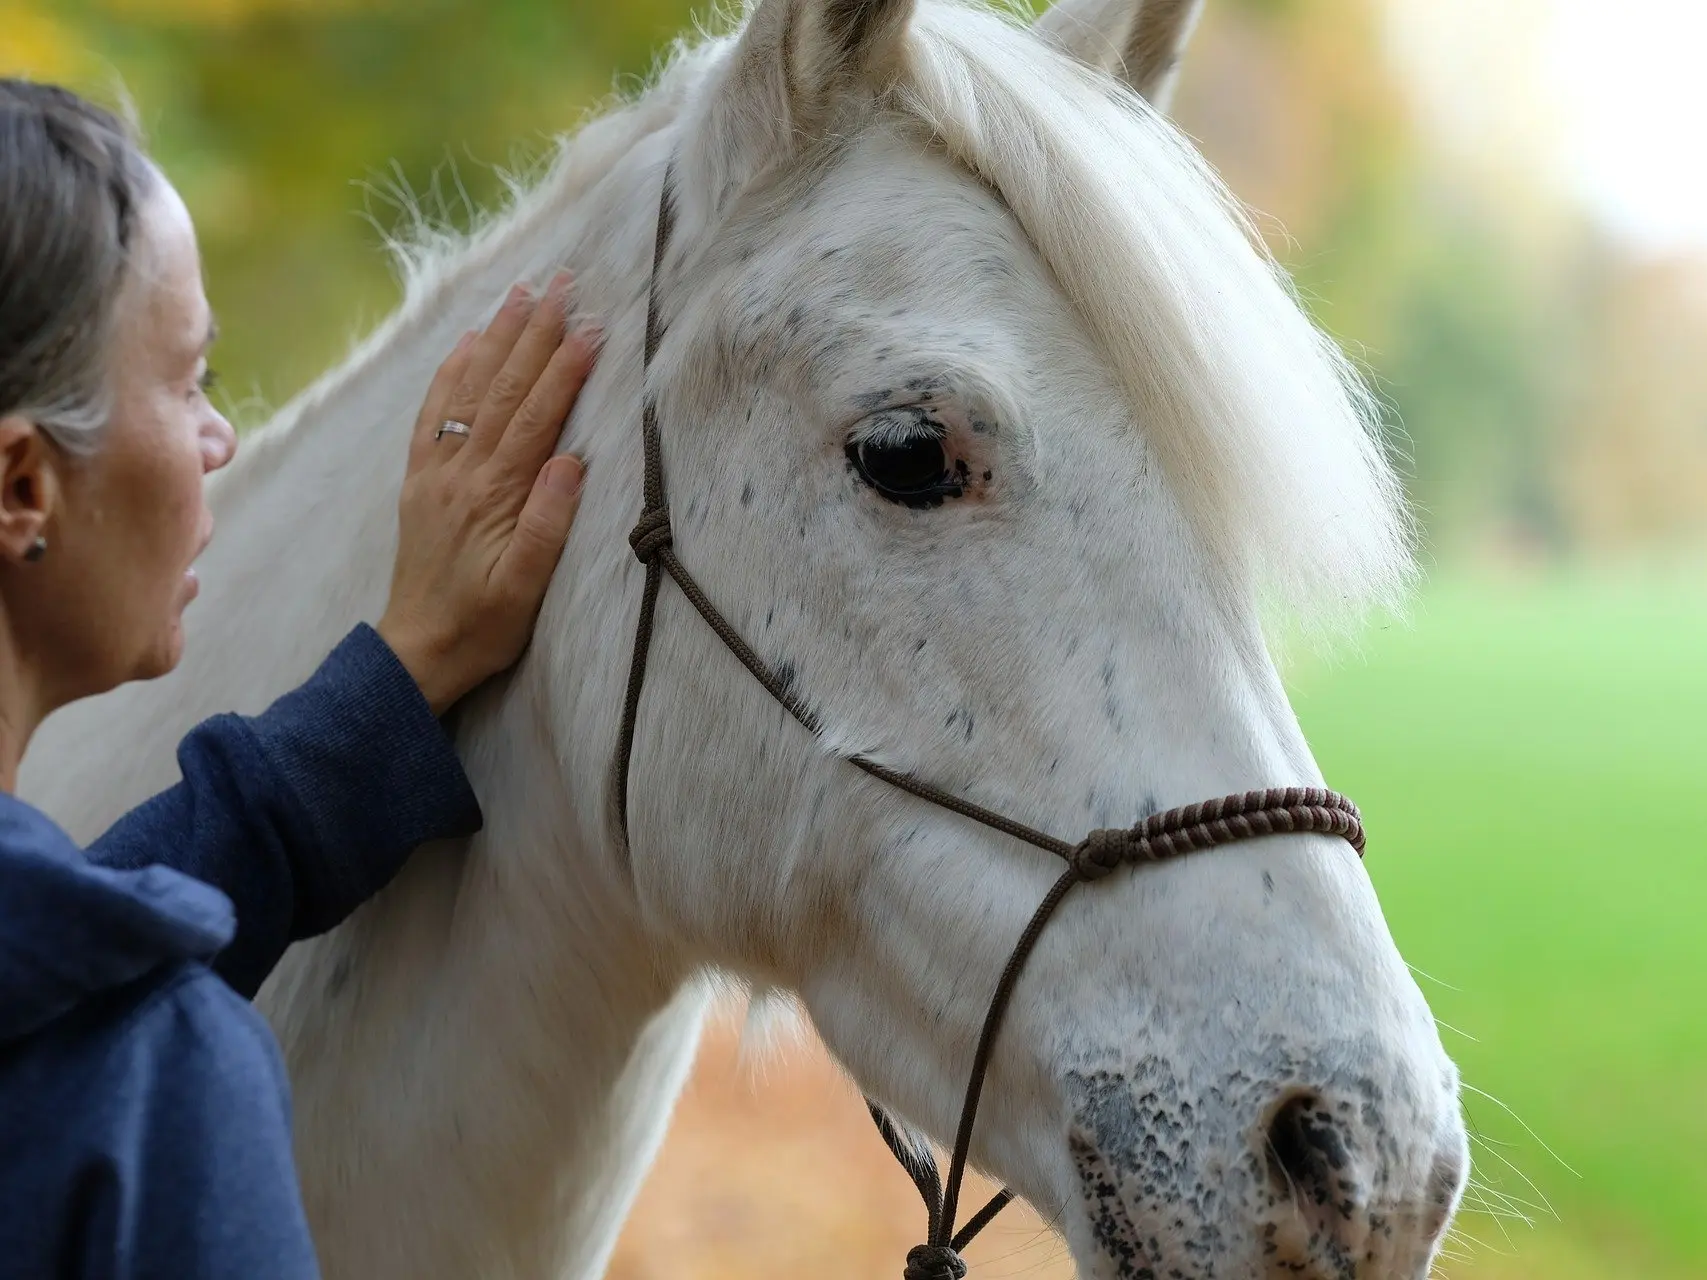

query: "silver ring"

left=435, top=419, right=472, bottom=441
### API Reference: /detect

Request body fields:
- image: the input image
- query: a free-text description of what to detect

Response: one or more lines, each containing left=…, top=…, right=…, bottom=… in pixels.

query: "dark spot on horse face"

left=1069, top=1130, right=1154, bottom=1279
left=741, top=481, right=754, bottom=507
left=1262, top=870, right=1276, bottom=900
left=1424, top=1144, right=1466, bottom=1238
left=1068, top=1066, right=1214, bottom=1277
left=853, top=388, right=894, bottom=413
left=325, top=953, right=354, bottom=1001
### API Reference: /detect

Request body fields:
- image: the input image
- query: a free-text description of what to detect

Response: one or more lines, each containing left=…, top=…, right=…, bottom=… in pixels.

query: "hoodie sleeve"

left=87, top=624, right=482, bottom=998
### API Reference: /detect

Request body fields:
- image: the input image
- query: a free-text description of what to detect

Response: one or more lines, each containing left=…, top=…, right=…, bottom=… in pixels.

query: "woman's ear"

left=0, top=416, right=62, bottom=565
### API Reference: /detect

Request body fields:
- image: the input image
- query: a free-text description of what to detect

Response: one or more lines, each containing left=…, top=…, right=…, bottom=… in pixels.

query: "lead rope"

left=615, top=163, right=1368, bottom=1278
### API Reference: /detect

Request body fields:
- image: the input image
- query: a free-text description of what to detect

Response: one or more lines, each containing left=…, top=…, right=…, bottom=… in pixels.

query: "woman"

left=0, top=80, right=596, bottom=1274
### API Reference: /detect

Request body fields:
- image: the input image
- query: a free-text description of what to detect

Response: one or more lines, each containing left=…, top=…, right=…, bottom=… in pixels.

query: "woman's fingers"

left=467, top=271, right=575, bottom=459
left=488, top=320, right=601, bottom=486
left=439, top=283, right=538, bottom=446
left=492, top=455, right=586, bottom=606
left=408, top=331, right=476, bottom=470
left=378, top=270, right=598, bottom=717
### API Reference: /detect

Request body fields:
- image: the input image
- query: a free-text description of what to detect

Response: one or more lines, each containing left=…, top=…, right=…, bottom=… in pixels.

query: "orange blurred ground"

left=605, top=1007, right=1073, bottom=1279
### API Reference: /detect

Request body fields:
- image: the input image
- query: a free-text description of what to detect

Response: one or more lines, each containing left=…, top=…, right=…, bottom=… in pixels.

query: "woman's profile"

left=0, top=78, right=597, bottom=1277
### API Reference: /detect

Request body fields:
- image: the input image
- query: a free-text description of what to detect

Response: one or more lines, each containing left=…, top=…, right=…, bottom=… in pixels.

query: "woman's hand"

left=377, top=272, right=598, bottom=715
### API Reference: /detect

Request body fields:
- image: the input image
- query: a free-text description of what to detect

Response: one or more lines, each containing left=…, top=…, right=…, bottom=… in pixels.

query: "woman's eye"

left=846, top=432, right=953, bottom=504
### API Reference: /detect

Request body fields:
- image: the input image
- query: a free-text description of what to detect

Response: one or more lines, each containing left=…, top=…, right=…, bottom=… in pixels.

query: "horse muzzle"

left=1063, top=1056, right=1468, bottom=1279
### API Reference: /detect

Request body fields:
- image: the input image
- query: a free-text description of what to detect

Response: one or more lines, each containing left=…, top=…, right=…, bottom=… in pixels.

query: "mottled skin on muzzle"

left=1068, top=1047, right=1466, bottom=1279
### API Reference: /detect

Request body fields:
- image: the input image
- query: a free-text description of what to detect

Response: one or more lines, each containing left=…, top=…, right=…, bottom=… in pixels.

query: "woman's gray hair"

left=0, top=79, right=157, bottom=454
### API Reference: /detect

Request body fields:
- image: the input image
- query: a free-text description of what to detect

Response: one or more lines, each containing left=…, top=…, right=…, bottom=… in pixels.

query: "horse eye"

left=846, top=433, right=953, bottom=504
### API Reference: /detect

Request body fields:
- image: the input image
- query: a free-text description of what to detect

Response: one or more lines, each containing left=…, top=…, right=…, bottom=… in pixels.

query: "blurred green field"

left=1288, top=570, right=1707, bottom=1278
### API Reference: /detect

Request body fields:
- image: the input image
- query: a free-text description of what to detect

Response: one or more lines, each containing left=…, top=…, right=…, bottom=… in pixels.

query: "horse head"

left=585, top=0, right=1468, bottom=1273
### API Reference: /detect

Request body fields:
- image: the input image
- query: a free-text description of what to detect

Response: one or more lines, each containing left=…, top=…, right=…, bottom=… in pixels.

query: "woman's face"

left=38, top=178, right=236, bottom=696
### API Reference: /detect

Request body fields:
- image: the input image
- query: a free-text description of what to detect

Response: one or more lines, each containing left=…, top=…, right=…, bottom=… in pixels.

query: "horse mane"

left=221, top=0, right=1411, bottom=626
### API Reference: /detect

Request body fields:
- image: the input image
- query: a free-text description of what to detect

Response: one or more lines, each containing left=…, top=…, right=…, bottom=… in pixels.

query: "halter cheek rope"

left=615, top=165, right=1368, bottom=1277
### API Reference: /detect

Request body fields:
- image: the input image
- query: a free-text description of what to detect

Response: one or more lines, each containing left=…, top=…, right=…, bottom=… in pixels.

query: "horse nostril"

left=1264, top=1091, right=1356, bottom=1212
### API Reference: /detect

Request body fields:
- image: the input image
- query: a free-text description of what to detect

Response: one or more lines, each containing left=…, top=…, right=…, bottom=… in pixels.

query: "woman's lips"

left=183, top=525, right=211, bottom=601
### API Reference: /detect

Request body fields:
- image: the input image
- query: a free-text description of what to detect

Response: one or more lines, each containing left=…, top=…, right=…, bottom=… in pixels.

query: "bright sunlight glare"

left=1387, top=0, right=1707, bottom=254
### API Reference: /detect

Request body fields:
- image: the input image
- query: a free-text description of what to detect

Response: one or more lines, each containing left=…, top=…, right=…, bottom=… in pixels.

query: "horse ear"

left=1034, top=0, right=1204, bottom=109
left=731, top=0, right=915, bottom=130
left=790, top=0, right=915, bottom=111
left=685, top=0, right=915, bottom=217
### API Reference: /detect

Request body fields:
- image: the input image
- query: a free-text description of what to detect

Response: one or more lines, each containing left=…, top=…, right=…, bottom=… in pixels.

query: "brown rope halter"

left=614, top=165, right=1367, bottom=1280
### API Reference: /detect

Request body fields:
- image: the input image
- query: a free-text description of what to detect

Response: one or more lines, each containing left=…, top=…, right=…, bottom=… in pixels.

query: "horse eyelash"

left=198, top=368, right=221, bottom=393
left=848, top=404, right=948, bottom=448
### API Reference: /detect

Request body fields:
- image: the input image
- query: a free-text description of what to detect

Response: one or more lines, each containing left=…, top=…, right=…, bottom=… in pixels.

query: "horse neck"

left=255, top=128, right=716, bottom=1279
left=23, top=103, right=714, bottom=1280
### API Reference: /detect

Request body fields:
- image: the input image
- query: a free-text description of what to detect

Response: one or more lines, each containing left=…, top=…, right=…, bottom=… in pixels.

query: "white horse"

left=23, top=0, right=1469, bottom=1275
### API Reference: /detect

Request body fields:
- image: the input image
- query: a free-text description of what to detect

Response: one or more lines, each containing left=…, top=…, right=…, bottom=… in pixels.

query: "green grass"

left=1285, top=569, right=1707, bottom=1277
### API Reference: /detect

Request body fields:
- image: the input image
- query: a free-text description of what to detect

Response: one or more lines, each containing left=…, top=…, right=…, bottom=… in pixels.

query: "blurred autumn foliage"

left=6, top=0, right=1706, bottom=559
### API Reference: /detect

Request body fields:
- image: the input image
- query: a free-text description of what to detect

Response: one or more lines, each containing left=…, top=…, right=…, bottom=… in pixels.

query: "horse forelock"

left=891, top=3, right=1415, bottom=626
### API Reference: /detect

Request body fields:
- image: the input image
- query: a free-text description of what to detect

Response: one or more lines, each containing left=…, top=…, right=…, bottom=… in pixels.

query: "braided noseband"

left=614, top=162, right=1367, bottom=1276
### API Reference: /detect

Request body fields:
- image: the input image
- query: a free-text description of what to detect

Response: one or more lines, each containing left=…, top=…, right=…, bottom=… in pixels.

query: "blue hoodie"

left=0, top=624, right=482, bottom=1278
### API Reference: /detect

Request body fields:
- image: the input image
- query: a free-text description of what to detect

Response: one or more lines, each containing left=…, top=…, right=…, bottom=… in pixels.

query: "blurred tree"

left=1175, top=0, right=1581, bottom=559
left=5, top=0, right=1705, bottom=555
left=7, top=0, right=695, bottom=406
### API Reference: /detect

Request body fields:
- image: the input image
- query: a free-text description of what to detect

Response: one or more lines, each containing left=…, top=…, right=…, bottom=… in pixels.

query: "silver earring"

left=23, top=536, right=46, bottom=563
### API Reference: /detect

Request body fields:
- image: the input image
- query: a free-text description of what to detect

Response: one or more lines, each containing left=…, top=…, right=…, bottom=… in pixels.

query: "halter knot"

left=1071, top=827, right=1129, bottom=881
left=904, top=1244, right=968, bottom=1280
left=628, top=508, right=673, bottom=564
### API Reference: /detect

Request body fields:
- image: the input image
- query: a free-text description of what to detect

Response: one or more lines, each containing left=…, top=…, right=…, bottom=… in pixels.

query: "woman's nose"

left=201, top=410, right=237, bottom=472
